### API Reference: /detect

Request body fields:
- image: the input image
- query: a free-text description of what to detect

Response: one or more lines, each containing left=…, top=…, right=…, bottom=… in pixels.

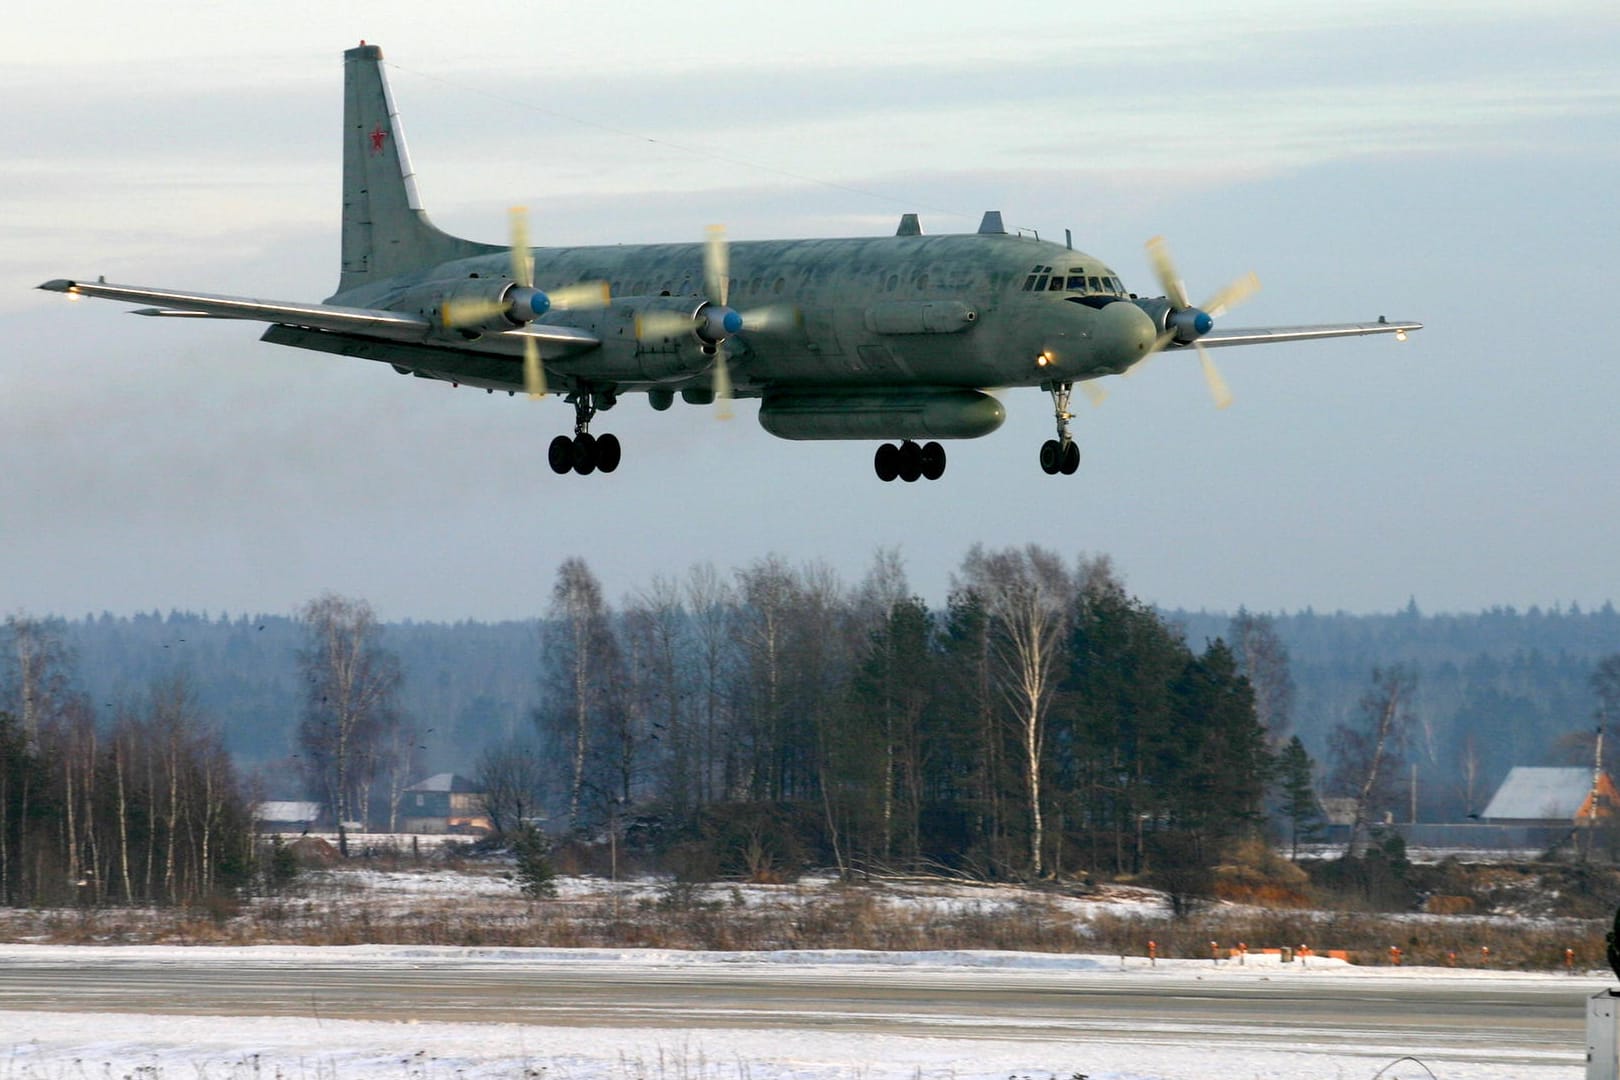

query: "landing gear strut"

left=874, top=440, right=947, bottom=482
left=548, top=391, right=621, bottom=476
left=1040, top=381, right=1081, bottom=475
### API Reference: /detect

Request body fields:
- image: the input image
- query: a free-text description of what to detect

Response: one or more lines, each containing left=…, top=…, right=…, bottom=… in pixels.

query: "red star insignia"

left=369, top=125, right=388, bottom=154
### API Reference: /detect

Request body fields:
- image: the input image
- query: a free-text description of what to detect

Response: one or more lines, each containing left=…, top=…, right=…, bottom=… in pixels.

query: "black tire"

left=874, top=443, right=900, bottom=482
left=920, top=441, right=946, bottom=481
left=548, top=435, right=574, bottom=475
left=572, top=432, right=598, bottom=475
left=1060, top=439, right=1081, bottom=475
left=897, top=441, right=923, bottom=483
left=1039, top=439, right=1061, bottom=475
left=596, top=433, right=622, bottom=474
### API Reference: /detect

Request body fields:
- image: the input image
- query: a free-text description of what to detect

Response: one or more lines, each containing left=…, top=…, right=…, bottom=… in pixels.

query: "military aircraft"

left=40, top=43, right=1421, bottom=482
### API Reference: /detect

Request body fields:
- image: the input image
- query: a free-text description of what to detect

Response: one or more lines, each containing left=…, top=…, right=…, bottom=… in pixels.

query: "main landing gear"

left=874, top=440, right=947, bottom=482
left=548, top=391, right=621, bottom=476
left=1040, top=381, right=1081, bottom=476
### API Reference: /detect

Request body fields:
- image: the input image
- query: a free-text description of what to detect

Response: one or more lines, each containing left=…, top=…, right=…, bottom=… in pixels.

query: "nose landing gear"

left=1041, top=381, right=1081, bottom=475
left=874, top=440, right=946, bottom=482
left=548, top=391, right=621, bottom=476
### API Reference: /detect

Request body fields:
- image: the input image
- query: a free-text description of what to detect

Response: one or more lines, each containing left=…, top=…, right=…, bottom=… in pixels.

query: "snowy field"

left=0, top=944, right=1609, bottom=1080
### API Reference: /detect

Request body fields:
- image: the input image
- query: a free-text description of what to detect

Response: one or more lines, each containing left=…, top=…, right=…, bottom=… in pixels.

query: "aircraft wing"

left=35, top=278, right=600, bottom=354
left=1195, top=319, right=1422, bottom=349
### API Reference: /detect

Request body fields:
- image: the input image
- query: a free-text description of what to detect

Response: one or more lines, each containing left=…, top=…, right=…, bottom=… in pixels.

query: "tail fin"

left=336, top=44, right=491, bottom=295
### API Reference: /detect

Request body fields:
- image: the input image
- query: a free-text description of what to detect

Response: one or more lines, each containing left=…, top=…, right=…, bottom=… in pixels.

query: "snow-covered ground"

left=0, top=945, right=1608, bottom=1080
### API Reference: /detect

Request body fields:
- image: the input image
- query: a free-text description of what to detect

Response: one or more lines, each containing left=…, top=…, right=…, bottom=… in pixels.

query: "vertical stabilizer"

left=336, top=44, right=489, bottom=295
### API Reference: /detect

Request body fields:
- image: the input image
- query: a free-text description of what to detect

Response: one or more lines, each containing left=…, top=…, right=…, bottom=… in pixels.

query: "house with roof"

left=254, top=800, right=322, bottom=832
left=399, top=773, right=492, bottom=835
left=1479, top=766, right=1618, bottom=827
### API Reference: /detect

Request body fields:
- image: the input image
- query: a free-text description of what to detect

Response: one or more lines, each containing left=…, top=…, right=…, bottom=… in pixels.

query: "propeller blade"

left=545, top=281, right=612, bottom=311
left=1080, top=381, right=1107, bottom=408
left=1145, top=235, right=1190, bottom=310
left=441, top=296, right=510, bottom=328
left=1125, top=330, right=1176, bottom=377
left=713, top=345, right=734, bottom=421
left=705, top=224, right=729, bottom=308
left=1202, top=271, right=1260, bottom=319
left=1197, top=342, right=1233, bottom=409
left=509, top=207, right=533, bottom=288
left=635, top=311, right=699, bottom=340
left=736, top=304, right=801, bottom=333
left=522, top=335, right=547, bottom=399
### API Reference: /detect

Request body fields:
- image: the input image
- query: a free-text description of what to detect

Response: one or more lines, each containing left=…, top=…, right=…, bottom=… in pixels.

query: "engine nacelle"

left=391, top=278, right=548, bottom=334
left=758, top=390, right=1005, bottom=441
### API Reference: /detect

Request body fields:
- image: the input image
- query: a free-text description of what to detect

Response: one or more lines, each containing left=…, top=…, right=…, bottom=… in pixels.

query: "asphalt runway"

left=0, top=952, right=1605, bottom=1066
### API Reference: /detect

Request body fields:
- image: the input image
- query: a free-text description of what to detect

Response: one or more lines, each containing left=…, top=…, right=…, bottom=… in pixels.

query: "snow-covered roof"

left=255, top=801, right=321, bottom=822
left=1480, top=766, right=1602, bottom=822
left=406, top=772, right=482, bottom=793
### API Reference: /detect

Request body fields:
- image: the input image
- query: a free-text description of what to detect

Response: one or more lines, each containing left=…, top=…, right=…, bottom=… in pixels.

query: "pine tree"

left=1277, top=735, right=1324, bottom=860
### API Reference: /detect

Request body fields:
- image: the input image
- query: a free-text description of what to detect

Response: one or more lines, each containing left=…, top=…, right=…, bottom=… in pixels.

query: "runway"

left=0, top=948, right=1604, bottom=1067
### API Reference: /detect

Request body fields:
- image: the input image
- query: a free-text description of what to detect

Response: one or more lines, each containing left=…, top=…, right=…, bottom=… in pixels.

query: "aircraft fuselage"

left=330, top=232, right=1154, bottom=403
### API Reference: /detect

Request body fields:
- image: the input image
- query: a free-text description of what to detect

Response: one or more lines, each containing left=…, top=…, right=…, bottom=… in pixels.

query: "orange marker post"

left=1148, top=940, right=1157, bottom=967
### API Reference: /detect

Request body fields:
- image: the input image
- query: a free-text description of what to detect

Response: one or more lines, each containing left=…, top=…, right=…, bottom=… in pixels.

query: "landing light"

left=1396, top=329, right=1408, bottom=342
left=1036, top=351, right=1054, bottom=368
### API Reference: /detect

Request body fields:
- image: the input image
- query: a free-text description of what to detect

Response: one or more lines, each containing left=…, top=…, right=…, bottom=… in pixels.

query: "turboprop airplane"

left=40, top=43, right=1421, bottom=482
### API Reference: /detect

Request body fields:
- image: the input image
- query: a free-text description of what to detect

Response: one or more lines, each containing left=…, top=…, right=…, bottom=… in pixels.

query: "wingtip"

left=38, top=279, right=76, bottom=293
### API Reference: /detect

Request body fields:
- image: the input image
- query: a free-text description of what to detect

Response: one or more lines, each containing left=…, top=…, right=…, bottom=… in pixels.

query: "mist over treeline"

left=17, top=559, right=1620, bottom=829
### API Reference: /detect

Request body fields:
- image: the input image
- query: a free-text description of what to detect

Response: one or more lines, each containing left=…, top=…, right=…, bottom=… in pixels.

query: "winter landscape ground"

left=0, top=944, right=1606, bottom=1080
left=0, top=856, right=1612, bottom=1080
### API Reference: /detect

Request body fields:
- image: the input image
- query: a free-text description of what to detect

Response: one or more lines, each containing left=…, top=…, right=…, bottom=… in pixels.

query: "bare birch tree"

left=685, top=564, right=736, bottom=803
left=1228, top=608, right=1295, bottom=747
left=539, top=559, right=620, bottom=831
left=0, top=615, right=75, bottom=746
left=1329, top=664, right=1417, bottom=857
left=297, top=594, right=403, bottom=855
left=955, top=545, right=1073, bottom=878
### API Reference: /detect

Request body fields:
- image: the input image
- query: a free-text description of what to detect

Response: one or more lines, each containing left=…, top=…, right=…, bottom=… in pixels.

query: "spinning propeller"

left=1138, top=235, right=1260, bottom=410
left=633, top=225, right=797, bottom=419
left=439, top=207, right=610, bottom=398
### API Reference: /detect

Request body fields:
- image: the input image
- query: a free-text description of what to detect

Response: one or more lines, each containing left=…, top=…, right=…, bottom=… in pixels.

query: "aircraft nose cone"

left=1095, top=300, right=1158, bottom=362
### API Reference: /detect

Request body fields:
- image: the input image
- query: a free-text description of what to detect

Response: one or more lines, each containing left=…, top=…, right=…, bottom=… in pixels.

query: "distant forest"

left=24, top=570, right=1620, bottom=827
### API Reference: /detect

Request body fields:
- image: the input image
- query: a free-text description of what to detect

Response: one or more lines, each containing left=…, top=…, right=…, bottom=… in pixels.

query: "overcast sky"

left=3, top=1, right=1617, bottom=622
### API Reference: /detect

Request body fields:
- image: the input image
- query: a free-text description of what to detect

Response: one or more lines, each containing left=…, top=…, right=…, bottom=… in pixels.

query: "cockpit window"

left=1048, top=276, right=1064, bottom=291
left=1087, top=276, right=1103, bottom=292
left=1066, top=275, right=1088, bottom=291
left=1033, top=273, right=1049, bottom=290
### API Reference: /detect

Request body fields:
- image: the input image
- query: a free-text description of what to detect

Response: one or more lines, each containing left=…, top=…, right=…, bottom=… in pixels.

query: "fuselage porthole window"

left=915, top=273, right=929, bottom=290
